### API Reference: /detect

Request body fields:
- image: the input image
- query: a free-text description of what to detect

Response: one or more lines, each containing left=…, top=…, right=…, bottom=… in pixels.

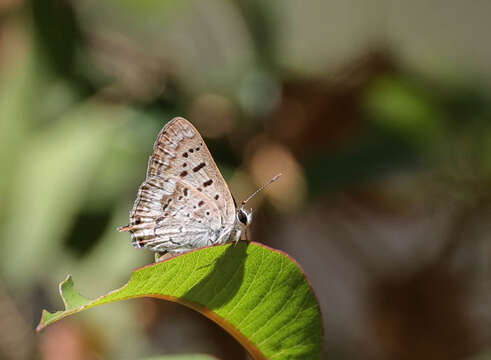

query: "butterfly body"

left=119, top=117, right=251, bottom=255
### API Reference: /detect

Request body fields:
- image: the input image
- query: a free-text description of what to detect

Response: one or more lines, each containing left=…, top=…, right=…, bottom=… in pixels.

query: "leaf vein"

left=251, top=277, right=306, bottom=344
left=174, top=251, right=201, bottom=295
left=237, top=256, right=284, bottom=330
left=205, top=250, right=247, bottom=306
left=160, top=258, right=186, bottom=293
left=256, top=288, right=310, bottom=348
left=225, top=248, right=266, bottom=318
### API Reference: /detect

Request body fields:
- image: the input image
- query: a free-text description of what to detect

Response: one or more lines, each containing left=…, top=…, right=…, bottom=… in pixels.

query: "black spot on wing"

left=193, top=162, right=206, bottom=172
left=161, top=198, right=172, bottom=210
left=203, top=179, right=213, bottom=187
left=180, top=170, right=188, bottom=177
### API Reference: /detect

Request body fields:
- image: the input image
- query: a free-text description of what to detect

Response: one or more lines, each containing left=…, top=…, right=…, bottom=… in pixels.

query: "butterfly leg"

left=225, top=228, right=241, bottom=246
left=244, top=226, right=250, bottom=242
left=232, top=229, right=242, bottom=246
left=155, top=251, right=171, bottom=262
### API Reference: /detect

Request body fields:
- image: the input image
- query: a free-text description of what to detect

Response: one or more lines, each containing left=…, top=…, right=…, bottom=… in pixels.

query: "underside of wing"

left=123, top=175, right=229, bottom=253
left=146, top=117, right=236, bottom=224
left=119, top=117, right=238, bottom=253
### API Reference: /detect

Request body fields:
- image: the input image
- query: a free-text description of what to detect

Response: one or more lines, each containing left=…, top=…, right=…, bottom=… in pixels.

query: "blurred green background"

left=1, top=1, right=490, bottom=359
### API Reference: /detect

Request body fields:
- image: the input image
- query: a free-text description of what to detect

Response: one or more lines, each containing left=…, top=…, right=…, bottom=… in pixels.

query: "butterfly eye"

left=237, top=210, right=248, bottom=224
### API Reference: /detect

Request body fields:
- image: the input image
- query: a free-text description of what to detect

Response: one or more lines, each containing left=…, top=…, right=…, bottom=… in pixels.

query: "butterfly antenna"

left=242, top=173, right=282, bottom=206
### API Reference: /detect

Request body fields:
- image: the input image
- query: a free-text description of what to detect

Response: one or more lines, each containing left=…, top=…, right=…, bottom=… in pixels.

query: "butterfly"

left=118, top=117, right=280, bottom=256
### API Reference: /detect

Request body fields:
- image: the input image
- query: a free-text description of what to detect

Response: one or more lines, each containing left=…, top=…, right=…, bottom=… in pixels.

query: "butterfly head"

left=237, top=207, right=253, bottom=227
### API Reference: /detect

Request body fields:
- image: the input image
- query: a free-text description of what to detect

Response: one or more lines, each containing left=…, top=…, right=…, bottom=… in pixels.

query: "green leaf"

left=38, top=242, right=324, bottom=360
left=40, top=275, right=90, bottom=325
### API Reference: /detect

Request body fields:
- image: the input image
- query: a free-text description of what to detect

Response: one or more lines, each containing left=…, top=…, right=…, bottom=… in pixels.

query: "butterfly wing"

left=147, top=117, right=235, bottom=222
left=127, top=175, right=227, bottom=253
left=120, top=117, right=236, bottom=253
